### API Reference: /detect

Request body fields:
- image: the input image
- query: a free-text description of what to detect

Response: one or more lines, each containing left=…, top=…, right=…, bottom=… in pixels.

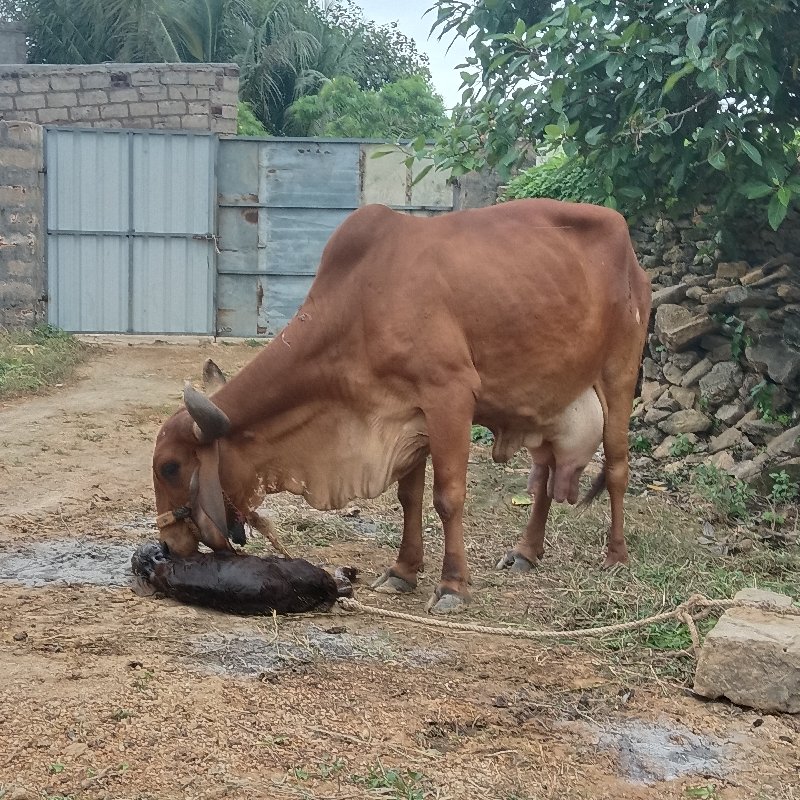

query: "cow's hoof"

left=495, top=550, right=536, bottom=573
left=425, top=587, right=469, bottom=615
left=370, top=569, right=416, bottom=594
left=601, top=557, right=628, bottom=572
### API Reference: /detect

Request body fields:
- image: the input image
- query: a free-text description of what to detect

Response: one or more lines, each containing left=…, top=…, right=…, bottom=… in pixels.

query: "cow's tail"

left=577, top=382, right=610, bottom=508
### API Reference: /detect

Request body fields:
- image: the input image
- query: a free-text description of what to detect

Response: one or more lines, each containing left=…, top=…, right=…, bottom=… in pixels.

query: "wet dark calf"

left=131, top=542, right=351, bottom=615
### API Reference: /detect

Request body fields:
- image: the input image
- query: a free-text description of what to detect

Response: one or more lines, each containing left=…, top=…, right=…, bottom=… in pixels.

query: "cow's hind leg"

left=497, top=459, right=552, bottom=572
left=371, top=458, right=426, bottom=593
left=600, top=397, right=631, bottom=568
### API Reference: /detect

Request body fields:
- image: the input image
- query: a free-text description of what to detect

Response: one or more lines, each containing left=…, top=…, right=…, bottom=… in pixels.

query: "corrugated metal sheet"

left=46, top=128, right=216, bottom=334
left=216, top=139, right=360, bottom=337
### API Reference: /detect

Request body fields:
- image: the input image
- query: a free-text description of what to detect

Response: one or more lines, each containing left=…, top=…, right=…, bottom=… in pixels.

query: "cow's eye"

left=160, top=461, right=180, bottom=479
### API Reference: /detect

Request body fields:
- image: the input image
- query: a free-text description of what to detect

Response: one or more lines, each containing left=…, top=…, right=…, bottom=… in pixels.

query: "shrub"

left=502, top=155, right=613, bottom=207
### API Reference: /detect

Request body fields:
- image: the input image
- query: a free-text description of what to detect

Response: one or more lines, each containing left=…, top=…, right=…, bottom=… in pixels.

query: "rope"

left=336, top=594, right=799, bottom=653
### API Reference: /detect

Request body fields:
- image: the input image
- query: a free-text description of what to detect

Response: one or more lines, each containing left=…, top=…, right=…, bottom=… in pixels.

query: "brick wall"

left=0, top=63, right=238, bottom=133
left=0, top=119, right=45, bottom=329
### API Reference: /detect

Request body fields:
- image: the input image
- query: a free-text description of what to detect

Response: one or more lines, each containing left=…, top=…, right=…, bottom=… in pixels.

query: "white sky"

left=354, top=0, right=473, bottom=109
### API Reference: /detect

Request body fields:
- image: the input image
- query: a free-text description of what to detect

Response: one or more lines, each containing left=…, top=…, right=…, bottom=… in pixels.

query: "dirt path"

left=1, top=342, right=798, bottom=800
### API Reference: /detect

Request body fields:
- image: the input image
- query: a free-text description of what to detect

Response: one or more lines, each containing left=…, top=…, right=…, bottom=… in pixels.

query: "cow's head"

left=152, top=360, right=244, bottom=556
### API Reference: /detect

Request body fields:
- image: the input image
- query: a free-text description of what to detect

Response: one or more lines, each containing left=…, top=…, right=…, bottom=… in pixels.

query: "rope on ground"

left=336, top=594, right=799, bottom=654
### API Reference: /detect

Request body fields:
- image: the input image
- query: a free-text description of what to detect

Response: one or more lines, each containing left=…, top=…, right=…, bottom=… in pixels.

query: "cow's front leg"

left=424, top=406, right=473, bottom=614
left=372, top=458, right=426, bottom=593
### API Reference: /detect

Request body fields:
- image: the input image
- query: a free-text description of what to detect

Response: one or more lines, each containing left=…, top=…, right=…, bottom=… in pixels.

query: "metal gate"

left=46, top=127, right=217, bottom=334
left=216, top=137, right=455, bottom=337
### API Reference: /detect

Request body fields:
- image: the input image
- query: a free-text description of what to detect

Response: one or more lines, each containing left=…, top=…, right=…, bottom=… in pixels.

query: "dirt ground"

left=1, top=341, right=798, bottom=800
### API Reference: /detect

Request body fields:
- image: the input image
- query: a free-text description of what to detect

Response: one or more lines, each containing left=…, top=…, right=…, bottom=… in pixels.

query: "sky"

left=354, top=0, right=473, bottom=109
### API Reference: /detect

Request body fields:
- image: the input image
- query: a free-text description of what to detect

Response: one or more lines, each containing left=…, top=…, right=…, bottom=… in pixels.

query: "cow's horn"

left=184, top=383, right=231, bottom=442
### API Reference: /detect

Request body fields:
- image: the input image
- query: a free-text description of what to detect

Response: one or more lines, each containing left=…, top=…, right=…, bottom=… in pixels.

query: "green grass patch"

left=0, top=325, right=86, bottom=398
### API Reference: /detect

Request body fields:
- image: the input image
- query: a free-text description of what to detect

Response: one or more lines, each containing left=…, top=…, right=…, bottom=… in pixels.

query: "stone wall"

left=630, top=205, right=800, bottom=482
left=0, top=63, right=238, bottom=133
left=0, top=119, right=45, bottom=329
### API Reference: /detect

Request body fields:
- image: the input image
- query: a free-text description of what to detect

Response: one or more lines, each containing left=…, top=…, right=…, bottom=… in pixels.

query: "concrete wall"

left=0, top=119, right=44, bottom=329
left=0, top=23, right=27, bottom=65
left=0, top=63, right=238, bottom=133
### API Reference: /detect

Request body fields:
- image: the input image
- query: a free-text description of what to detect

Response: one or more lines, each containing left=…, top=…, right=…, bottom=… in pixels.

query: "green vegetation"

left=286, top=74, right=445, bottom=139
left=502, top=154, right=611, bottom=207
left=3, top=0, right=439, bottom=137
left=691, top=463, right=754, bottom=521
left=429, top=0, right=800, bottom=228
left=236, top=101, right=268, bottom=137
left=470, top=424, right=494, bottom=445
left=669, top=434, right=695, bottom=458
left=0, top=325, right=86, bottom=398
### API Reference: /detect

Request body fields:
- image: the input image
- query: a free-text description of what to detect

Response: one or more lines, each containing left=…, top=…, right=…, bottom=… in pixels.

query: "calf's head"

left=152, top=376, right=241, bottom=557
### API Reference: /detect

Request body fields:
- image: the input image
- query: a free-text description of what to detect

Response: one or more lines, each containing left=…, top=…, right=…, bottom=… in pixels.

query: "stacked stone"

left=0, top=63, right=238, bottom=133
left=0, top=119, right=44, bottom=328
left=632, top=248, right=800, bottom=481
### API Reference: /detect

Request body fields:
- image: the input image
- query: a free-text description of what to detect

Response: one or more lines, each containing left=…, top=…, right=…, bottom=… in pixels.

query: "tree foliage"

left=285, top=74, right=445, bottom=138
left=7, top=0, right=437, bottom=136
left=431, top=0, right=800, bottom=228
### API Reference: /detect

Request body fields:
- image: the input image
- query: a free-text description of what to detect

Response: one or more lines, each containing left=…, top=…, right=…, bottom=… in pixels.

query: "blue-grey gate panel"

left=46, top=128, right=216, bottom=334
left=216, top=139, right=360, bottom=337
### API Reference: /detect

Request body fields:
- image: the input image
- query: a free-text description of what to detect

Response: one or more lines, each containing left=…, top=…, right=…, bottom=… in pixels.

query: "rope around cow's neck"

left=336, top=593, right=800, bottom=656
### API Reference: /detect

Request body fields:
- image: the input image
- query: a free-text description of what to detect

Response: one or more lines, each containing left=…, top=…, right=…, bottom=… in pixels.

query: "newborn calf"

left=132, top=542, right=352, bottom=615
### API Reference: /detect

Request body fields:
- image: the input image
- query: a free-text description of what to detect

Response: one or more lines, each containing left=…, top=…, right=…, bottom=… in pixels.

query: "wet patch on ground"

left=0, top=538, right=134, bottom=587
left=186, top=625, right=451, bottom=676
left=583, top=716, right=730, bottom=784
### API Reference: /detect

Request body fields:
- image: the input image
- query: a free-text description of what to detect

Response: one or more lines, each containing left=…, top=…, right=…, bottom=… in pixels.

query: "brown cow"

left=152, top=199, right=651, bottom=613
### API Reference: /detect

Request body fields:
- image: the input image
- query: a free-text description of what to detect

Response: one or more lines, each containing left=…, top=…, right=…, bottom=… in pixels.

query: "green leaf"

left=685, top=41, right=701, bottom=61
left=767, top=194, right=789, bottom=231
left=544, top=124, right=563, bottom=139
left=777, top=185, right=792, bottom=206
left=726, top=42, right=745, bottom=60
left=687, top=13, right=707, bottom=45
left=511, top=494, right=532, bottom=507
left=663, top=63, right=695, bottom=94
left=740, top=181, right=774, bottom=199
left=768, top=193, right=788, bottom=230
left=513, top=19, right=527, bottom=38
left=411, top=164, right=434, bottom=185
left=786, top=177, right=800, bottom=193
left=708, top=150, right=726, bottom=170
left=739, top=140, right=762, bottom=165
left=585, top=125, right=604, bottom=145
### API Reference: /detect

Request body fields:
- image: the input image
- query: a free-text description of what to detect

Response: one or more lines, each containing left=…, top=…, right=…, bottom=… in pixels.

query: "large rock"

left=640, top=381, right=667, bottom=405
left=709, top=450, right=735, bottom=471
left=693, top=592, right=800, bottom=713
left=662, top=361, right=685, bottom=385
left=655, top=305, right=717, bottom=352
left=766, top=424, right=800, bottom=459
left=715, top=401, right=745, bottom=426
left=651, top=283, right=688, bottom=309
left=698, top=361, right=744, bottom=406
left=708, top=427, right=745, bottom=454
left=745, top=334, right=800, bottom=389
left=658, top=409, right=712, bottom=435
left=716, top=261, right=749, bottom=280
left=681, top=357, right=713, bottom=387
left=739, top=417, right=785, bottom=445
left=669, top=386, right=697, bottom=410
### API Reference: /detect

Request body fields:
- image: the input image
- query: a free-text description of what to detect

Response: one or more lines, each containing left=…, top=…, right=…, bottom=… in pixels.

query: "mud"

left=186, top=626, right=451, bottom=676
left=593, top=717, right=730, bottom=784
left=0, top=538, right=135, bottom=587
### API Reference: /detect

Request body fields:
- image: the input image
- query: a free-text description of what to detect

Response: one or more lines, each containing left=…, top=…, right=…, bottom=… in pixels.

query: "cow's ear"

left=184, top=383, right=230, bottom=442
left=189, top=442, right=232, bottom=552
left=202, top=359, right=227, bottom=394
